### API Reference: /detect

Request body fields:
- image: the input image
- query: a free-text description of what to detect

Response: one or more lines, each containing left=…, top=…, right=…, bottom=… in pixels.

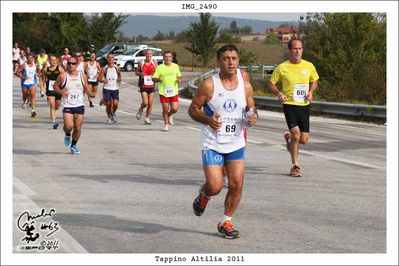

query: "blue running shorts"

left=202, top=147, right=245, bottom=166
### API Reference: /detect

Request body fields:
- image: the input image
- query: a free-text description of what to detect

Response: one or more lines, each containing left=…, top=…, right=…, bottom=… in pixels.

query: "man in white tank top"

left=53, top=57, right=93, bottom=154
left=188, top=44, right=258, bottom=239
left=99, top=53, right=121, bottom=124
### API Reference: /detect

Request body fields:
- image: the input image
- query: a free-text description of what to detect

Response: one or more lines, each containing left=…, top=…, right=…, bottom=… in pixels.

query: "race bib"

left=143, top=75, right=154, bottom=86
left=48, top=80, right=55, bottom=91
left=216, top=117, right=242, bottom=144
left=293, top=83, right=309, bottom=103
left=164, top=86, right=175, bottom=97
left=67, top=90, right=81, bottom=105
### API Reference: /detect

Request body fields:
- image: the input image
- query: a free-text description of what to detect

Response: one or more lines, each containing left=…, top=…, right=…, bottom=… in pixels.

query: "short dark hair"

left=288, top=38, right=303, bottom=49
left=163, top=50, right=172, bottom=56
left=216, top=44, right=239, bottom=59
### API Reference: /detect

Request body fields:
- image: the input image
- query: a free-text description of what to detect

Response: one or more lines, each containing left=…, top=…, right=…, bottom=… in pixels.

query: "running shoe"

left=108, top=117, right=113, bottom=124
left=111, top=113, right=117, bottom=123
left=64, top=135, right=71, bottom=147
left=193, top=186, right=209, bottom=216
left=89, top=101, right=94, bottom=108
left=99, top=99, right=104, bottom=106
left=162, top=124, right=169, bottom=132
left=31, top=110, right=36, bottom=117
left=144, top=118, right=152, bottom=125
left=21, top=102, right=26, bottom=109
left=284, top=132, right=291, bottom=151
left=70, top=145, right=80, bottom=155
left=52, top=121, right=59, bottom=130
left=217, top=221, right=240, bottom=239
left=136, top=108, right=143, bottom=120
left=289, top=165, right=302, bottom=177
left=41, top=91, right=45, bottom=97
left=169, top=115, right=174, bottom=125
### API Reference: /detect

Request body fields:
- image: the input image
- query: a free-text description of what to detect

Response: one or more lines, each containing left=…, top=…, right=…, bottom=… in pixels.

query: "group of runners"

left=13, top=40, right=318, bottom=239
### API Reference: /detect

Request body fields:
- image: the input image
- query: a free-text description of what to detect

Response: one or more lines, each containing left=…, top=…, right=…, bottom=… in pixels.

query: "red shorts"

left=159, top=94, right=179, bottom=103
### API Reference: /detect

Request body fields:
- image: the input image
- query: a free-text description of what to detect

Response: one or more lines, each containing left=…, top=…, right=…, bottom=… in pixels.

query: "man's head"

left=287, top=39, right=303, bottom=63
left=145, top=49, right=153, bottom=60
left=49, top=55, right=58, bottom=66
left=26, top=53, right=34, bottom=64
left=66, top=57, right=78, bottom=72
left=216, top=44, right=240, bottom=76
left=40, top=48, right=45, bottom=56
left=163, top=51, right=173, bottom=65
left=106, top=53, right=115, bottom=65
left=64, top=48, right=69, bottom=55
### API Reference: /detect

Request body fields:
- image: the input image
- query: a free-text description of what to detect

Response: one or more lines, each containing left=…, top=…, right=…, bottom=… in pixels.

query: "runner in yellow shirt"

left=268, top=39, right=319, bottom=177
left=152, top=51, right=182, bottom=132
left=36, top=48, right=49, bottom=97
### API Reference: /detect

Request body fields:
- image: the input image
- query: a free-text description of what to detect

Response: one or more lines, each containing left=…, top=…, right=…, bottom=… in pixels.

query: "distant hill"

left=119, top=15, right=299, bottom=37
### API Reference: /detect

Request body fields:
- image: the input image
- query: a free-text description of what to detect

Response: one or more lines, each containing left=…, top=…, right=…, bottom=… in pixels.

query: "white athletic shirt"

left=61, top=72, right=85, bottom=108
left=23, top=63, right=37, bottom=85
left=200, top=70, right=247, bottom=153
left=76, top=62, right=85, bottom=73
left=103, top=66, right=118, bottom=91
left=13, top=48, right=20, bottom=60
left=19, top=56, right=27, bottom=65
left=87, top=61, right=98, bottom=82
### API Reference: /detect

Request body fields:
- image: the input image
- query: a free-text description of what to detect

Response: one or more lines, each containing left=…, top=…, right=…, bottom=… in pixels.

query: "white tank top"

left=61, top=72, right=85, bottom=108
left=76, top=62, right=85, bottom=73
left=103, top=66, right=118, bottom=91
left=23, top=63, right=37, bottom=85
left=87, top=61, right=98, bottom=82
left=200, top=70, right=246, bottom=153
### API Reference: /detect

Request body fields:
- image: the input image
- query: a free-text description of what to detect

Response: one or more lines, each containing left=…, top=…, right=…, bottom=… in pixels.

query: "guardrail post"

left=261, top=65, right=265, bottom=79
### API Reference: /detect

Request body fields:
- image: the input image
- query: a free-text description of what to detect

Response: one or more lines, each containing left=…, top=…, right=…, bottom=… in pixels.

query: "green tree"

left=264, top=32, right=279, bottom=45
left=300, top=13, right=386, bottom=104
left=230, top=20, right=238, bottom=34
left=240, top=25, right=252, bottom=35
left=217, top=29, right=241, bottom=43
left=238, top=48, right=257, bottom=65
left=185, top=13, right=219, bottom=68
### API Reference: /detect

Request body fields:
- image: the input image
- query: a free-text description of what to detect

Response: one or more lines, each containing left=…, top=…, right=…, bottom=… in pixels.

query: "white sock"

left=221, top=215, right=232, bottom=225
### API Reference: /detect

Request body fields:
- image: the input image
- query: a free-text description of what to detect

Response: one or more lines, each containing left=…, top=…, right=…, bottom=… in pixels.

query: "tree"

left=230, top=20, right=238, bottom=34
left=13, top=13, right=127, bottom=55
left=238, top=48, right=257, bottom=66
left=217, top=29, right=241, bottom=43
left=300, top=13, right=386, bottom=104
left=264, top=32, right=279, bottom=45
left=185, top=13, right=219, bottom=68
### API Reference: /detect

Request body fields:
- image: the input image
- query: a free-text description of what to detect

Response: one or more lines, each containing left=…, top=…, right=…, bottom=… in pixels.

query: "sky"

left=125, top=12, right=306, bottom=21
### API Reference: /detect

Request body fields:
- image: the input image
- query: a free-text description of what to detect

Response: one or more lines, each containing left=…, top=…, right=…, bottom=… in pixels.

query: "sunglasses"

left=67, top=62, right=77, bottom=65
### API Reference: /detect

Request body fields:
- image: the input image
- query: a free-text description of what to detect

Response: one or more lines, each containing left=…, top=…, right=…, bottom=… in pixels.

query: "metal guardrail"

left=187, top=67, right=386, bottom=119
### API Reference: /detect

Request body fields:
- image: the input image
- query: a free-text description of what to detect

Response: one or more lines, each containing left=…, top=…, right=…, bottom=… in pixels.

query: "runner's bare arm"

left=81, top=73, right=94, bottom=97
left=53, top=74, right=67, bottom=97
left=267, top=80, right=287, bottom=103
left=15, top=64, right=25, bottom=79
left=188, top=77, right=222, bottom=131
left=135, top=62, right=142, bottom=76
left=307, top=80, right=318, bottom=102
left=98, top=67, right=107, bottom=83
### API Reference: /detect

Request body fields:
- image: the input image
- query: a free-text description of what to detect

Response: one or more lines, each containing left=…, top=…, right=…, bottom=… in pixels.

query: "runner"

left=12, top=42, right=20, bottom=72
left=188, top=44, right=258, bottom=239
left=75, top=52, right=85, bottom=74
left=152, top=51, right=182, bottom=131
left=268, top=38, right=319, bottom=177
left=53, top=56, right=93, bottom=154
left=135, top=49, right=158, bottom=125
left=17, top=49, right=29, bottom=109
left=36, top=48, right=49, bottom=97
left=16, top=53, right=40, bottom=117
left=99, top=53, right=122, bottom=124
left=42, top=55, right=64, bottom=129
left=60, top=48, right=71, bottom=70
left=85, top=52, right=101, bottom=108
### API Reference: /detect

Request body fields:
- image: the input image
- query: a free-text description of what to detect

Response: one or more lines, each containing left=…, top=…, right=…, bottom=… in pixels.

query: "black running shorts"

left=283, top=104, right=310, bottom=132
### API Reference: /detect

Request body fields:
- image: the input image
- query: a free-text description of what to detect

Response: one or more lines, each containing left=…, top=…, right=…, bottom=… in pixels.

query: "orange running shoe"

left=290, top=165, right=302, bottom=177
left=217, top=221, right=240, bottom=239
left=193, top=186, right=209, bottom=216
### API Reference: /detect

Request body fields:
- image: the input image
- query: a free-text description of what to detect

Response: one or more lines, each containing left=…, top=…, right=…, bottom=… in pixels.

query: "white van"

left=116, top=47, right=163, bottom=71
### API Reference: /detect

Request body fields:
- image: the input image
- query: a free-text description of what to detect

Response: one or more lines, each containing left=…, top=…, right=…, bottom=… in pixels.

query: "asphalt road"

left=11, top=71, right=386, bottom=255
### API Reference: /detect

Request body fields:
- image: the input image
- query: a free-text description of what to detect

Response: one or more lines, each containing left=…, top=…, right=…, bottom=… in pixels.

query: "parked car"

left=96, top=43, right=138, bottom=66
left=116, top=47, right=163, bottom=71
